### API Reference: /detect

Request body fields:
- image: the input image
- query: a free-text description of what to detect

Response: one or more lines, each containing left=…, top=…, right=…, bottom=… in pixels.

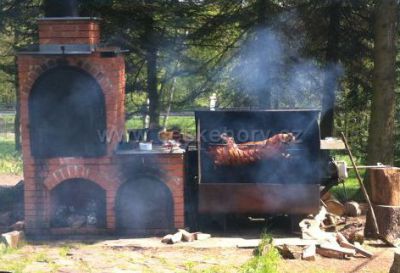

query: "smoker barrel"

left=195, top=109, right=322, bottom=215
left=44, top=0, right=79, bottom=17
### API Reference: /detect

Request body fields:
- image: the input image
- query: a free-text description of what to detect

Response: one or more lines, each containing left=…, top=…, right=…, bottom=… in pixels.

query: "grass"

left=330, top=155, right=364, bottom=202
left=0, top=135, right=22, bottom=175
left=240, top=233, right=281, bottom=273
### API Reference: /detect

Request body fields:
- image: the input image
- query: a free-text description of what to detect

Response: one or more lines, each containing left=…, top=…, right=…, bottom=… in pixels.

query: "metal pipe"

left=44, top=0, right=79, bottom=17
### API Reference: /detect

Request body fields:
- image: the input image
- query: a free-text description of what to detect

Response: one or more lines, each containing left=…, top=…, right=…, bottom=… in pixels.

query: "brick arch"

left=44, top=165, right=110, bottom=191
left=21, top=58, right=113, bottom=98
left=115, top=175, right=175, bottom=230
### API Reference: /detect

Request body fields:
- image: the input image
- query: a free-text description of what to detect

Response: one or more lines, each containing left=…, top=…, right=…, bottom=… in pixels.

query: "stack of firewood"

left=238, top=207, right=372, bottom=261
left=161, top=229, right=211, bottom=244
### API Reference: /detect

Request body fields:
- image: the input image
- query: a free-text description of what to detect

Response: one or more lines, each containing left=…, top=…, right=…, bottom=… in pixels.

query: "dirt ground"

left=0, top=174, right=22, bottom=187
left=0, top=174, right=396, bottom=272
left=0, top=235, right=396, bottom=273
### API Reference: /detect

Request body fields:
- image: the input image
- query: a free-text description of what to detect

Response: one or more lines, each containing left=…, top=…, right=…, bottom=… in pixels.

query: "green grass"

left=0, top=135, right=22, bottom=175
left=240, top=233, right=281, bottom=273
left=330, top=155, right=365, bottom=202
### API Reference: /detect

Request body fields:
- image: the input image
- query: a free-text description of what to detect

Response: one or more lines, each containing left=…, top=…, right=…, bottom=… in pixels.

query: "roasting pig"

left=208, top=133, right=295, bottom=166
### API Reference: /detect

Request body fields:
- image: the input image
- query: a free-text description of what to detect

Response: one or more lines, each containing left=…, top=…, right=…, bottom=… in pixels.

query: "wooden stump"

left=369, top=167, right=400, bottom=206
left=365, top=205, right=400, bottom=245
left=390, top=249, right=400, bottom=273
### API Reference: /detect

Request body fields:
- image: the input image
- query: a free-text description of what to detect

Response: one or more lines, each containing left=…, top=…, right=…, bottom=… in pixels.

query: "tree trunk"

left=320, top=1, right=340, bottom=139
left=144, top=14, right=160, bottom=129
left=367, top=0, right=398, bottom=166
left=14, top=57, right=21, bottom=151
left=256, top=0, right=271, bottom=109
left=146, top=47, right=160, bottom=129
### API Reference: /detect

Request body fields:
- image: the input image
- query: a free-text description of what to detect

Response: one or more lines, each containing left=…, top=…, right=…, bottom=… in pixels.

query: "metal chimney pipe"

left=44, top=0, right=79, bottom=17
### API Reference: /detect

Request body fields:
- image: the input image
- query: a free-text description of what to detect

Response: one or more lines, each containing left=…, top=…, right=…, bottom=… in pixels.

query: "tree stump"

left=369, top=167, right=400, bottom=206
left=366, top=168, right=400, bottom=245
left=365, top=205, right=400, bottom=245
left=390, top=249, right=400, bottom=273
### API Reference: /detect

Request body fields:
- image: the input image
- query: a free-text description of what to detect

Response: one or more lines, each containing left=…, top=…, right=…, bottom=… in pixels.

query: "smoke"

left=228, top=13, right=343, bottom=111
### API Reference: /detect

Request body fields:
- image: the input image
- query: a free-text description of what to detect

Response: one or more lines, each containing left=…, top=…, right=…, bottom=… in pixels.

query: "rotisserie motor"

left=209, top=133, right=295, bottom=166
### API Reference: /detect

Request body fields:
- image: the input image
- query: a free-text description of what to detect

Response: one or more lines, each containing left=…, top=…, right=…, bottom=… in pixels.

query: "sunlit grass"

left=0, top=135, right=22, bottom=175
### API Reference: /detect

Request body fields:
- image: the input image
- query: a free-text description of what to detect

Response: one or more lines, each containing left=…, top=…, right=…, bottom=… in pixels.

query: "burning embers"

left=50, top=179, right=106, bottom=229
left=209, top=133, right=295, bottom=166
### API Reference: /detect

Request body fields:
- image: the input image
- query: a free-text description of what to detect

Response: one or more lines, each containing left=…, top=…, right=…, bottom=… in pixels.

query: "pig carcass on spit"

left=208, top=133, right=295, bottom=166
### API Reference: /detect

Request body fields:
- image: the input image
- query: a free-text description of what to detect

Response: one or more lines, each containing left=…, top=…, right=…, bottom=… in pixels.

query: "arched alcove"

left=29, top=66, right=106, bottom=158
left=50, top=178, right=106, bottom=228
left=116, top=177, right=174, bottom=233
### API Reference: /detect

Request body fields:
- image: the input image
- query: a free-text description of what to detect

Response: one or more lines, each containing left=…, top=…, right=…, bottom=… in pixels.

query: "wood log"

left=369, top=167, right=400, bottom=206
left=365, top=205, right=400, bottom=246
left=337, top=232, right=372, bottom=258
left=171, top=231, right=183, bottom=244
left=272, top=238, right=317, bottom=246
left=276, top=245, right=303, bottom=259
left=390, top=249, right=400, bottom=273
left=317, top=243, right=355, bottom=259
left=179, top=229, right=195, bottom=242
left=344, top=201, right=361, bottom=217
left=236, top=239, right=260, bottom=249
left=325, top=199, right=345, bottom=216
left=194, top=232, right=211, bottom=241
left=302, top=244, right=316, bottom=261
left=161, top=234, right=173, bottom=244
left=1, top=231, right=24, bottom=248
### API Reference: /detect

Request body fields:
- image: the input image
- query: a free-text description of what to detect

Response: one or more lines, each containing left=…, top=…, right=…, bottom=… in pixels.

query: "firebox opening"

left=29, top=66, right=106, bottom=158
left=50, top=178, right=106, bottom=228
left=116, top=177, right=174, bottom=233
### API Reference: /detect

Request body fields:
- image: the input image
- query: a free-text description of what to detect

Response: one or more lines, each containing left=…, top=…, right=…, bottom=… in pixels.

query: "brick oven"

left=17, top=1, right=184, bottom=236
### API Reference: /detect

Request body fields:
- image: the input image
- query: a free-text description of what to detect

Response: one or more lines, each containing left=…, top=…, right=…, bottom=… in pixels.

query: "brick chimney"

left=38, top=18, right=100, bottom=45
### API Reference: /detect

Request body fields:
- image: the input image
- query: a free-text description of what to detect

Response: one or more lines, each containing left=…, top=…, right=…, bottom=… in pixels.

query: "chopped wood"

left=390, top=248, right=400, bottom=273
left=194, top=232, right=211, bottom=241
left=276, top=245, right=303, bottom=259
left=336, top=232, right=373, bottom=258
left=344, top=201, right=361, bottom=217
left=1, top=231, right=24, bottom=248
left=171, top=231, right=183, bottom=244
left=340, top=222, right=364, bottom=244
left=272, top=238, right=317, bottom=246
left=236, top=239, right=260, bottom=248
left=314, top=206, right=328, bottom=224
left=317, top=242, right=356, bottom=259
left=302, top=244, right=316, bottom=261
left=325, top=199, right=345, bottom=216
left=320, top=242, right=356, bottom=256
left=316, top=247, right=348, bottom=260
left=299, top=219, right=336, bottom=242
left=321, top=191, right=332, bottom=202
left=161, top=234, right=173, bottom=244
left=353, top=242, right=373, bottom=258
left=179, top=229, right=195, bottom=242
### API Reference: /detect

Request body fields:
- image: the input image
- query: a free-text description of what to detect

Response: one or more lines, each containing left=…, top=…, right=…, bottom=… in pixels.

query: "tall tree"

left=0, top=0, right=41, bottom=150
left=367, top=0, right=398, bottom=165
left=320, top=0, right=341, bottom=138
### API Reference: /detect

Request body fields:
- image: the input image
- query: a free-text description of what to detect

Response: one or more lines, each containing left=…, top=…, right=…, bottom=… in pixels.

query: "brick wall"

left=18, top=17, right=185, bottom=236
left=38, top=18, right=100, bottom=45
